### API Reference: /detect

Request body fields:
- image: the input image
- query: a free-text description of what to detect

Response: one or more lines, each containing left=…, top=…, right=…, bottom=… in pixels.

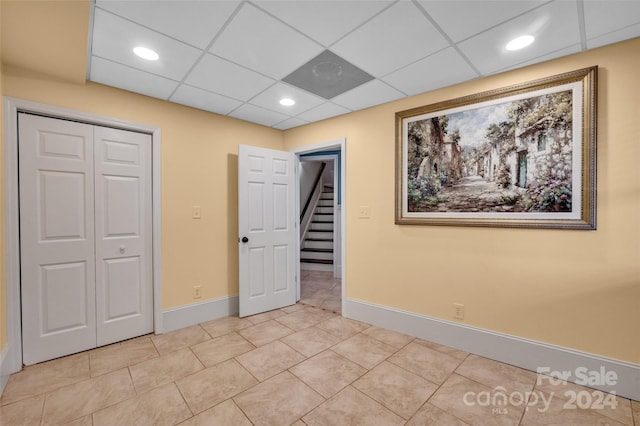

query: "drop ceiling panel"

left=254, top=0, right=393, bottom=47
left=90, top=57, right=178, bottom=100
left=587, top=24, right=640, bottom=49
left=383, top=47, right=478, bottom=96
left=418, top=0, right=547, bottom=42
left=457, top=0, right=581, bottom=75
left=500, top=44, right=582, bottom=73
left=209, top=3, right=324, bottom=79
left=583, top=0, right=640, bottom=40
left=95, top=0, right=240, bottom=49
left=249, top=83, right=326, bottom=116
left=273, top=117, right=309, bottom=131
left=229, top=103, right=290, bottom=127
left=282, top=50, right=374, bottom=99
left=332, top=79, right=405, bottom=111
left=185, top=54, right=275, bottom=101
left=331, top=1, right=449, bottom=78
left=170, top=84, right=243, bottom=116
left=91, top=8, right=202, bottom=81
left=296, top=102, right=352, bottom=123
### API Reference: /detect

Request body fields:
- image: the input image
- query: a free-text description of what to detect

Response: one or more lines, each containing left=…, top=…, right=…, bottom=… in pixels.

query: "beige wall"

left=1, top=0, right=94, bottom=358
left=284, top=38, right=640, bottom=364
left=0, top=1, right=6, bottom=351
left=1, top=66, right=284, bottom=312
left=1, top=0, right=88, bottom=86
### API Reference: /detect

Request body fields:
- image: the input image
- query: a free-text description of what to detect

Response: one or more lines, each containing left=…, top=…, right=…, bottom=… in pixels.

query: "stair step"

left=311, top=216, right=333, bottom=223
left=318, top=200, right=333, bottom=207
left=301, top=250, right=333, bottom=261
left=302, top=248, right=333, bottom=253
left=301, top=259, right=333, bottom=265
left=303, top=240, right=333, bottom=249
left=315, top=206, right=333, bottom=214
left=307, top=231, right=333, bottom=239
left=310, top=222, right=333, bottom=231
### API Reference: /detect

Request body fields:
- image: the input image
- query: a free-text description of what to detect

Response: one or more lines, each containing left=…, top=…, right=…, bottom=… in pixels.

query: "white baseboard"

left=344, top=298, right=640, bottom=401
left=0, top=344, right=10, bottom=396
left=161, top=295, right=239, bottom=334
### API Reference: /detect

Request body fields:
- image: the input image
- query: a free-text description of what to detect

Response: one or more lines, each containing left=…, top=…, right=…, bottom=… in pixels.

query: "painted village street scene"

left=406, top=90, right=574, bottom=213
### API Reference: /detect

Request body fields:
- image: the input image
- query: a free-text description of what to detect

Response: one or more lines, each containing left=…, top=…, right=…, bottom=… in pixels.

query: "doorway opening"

left=294, top=139, right=345, bottom=315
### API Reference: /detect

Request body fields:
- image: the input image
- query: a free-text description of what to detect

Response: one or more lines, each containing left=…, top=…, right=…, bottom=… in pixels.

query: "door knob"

left=241, top=236, right=249, bottom=243
left=119, top=245, right=126, bottom=254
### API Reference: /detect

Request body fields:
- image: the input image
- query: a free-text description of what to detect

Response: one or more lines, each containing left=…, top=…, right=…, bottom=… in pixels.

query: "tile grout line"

left=517, top=374, right=538, bottom=425
left=419, top=365, right=471, bottom=425
left=37, top=392, right=46, bottom=426
left=231, top=355, right=263, bottom=385
left=230, top=395, right=257, bottom=426
left=173, top=377, right=197, bottom=419
left=353, top=335, right=450, bottom=422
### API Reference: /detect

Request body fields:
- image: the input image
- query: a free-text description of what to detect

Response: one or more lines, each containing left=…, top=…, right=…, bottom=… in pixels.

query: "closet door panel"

left=19, top=113, right=97, bottom=365
left=94, top=127, right=153, bottom=346
left=19, top=113, right=154, bottom=364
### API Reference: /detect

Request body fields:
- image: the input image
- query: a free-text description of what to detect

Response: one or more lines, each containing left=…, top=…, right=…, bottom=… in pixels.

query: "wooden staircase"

left=301, top=188, right=334, bottom=266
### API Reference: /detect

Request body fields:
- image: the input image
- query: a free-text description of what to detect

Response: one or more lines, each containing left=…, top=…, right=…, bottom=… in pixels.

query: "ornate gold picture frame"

left=395, top=66, right=597, bottom=229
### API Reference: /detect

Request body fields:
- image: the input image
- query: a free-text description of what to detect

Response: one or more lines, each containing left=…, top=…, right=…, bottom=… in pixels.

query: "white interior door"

left=19, top=114, right=97, bottom=365
left=238, top=144, right=297, bottom=317
left=19, top=113, right=153, bottom=364
left=95, top=127, right=153, bottom=346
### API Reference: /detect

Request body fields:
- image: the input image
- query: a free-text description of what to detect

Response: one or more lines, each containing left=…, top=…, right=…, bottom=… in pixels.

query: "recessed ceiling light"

left=280, top=98, right=295, bottom=106
left=133, top=46, right=159, bottom=61
left=506, top=35, right=535, bottom=51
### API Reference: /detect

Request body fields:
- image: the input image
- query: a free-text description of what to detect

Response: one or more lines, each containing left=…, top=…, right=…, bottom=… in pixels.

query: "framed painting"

left=395, top=66, right=597, bottom=229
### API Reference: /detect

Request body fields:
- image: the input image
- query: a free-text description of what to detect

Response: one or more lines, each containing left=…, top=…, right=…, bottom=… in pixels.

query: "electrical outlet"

left=192, top=206, right=202, bottom=219
left=359, top=205, right=371, bottom=218
left=453, top=303, right=464, bottom=320
left=193, top=285, right=202, bottom=299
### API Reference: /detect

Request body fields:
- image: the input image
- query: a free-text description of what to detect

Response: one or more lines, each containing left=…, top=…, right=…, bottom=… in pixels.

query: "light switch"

left=192, top=206, right=202, bottom=219
left=359, top=205, right=371, bottom=219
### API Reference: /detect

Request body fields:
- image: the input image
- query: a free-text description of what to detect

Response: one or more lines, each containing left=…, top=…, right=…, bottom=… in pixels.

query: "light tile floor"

left=299, top=270, right=341, bottom=314
left=1, top=306, right=638, bottom=425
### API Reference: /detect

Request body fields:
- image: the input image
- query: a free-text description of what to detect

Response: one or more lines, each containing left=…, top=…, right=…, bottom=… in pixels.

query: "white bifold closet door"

left=19, top=113, right=152, bottom=365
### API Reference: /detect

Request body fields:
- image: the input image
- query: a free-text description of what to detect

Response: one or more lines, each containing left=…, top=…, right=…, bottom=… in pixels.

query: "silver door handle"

left=119, top=245, right=126, bottom=254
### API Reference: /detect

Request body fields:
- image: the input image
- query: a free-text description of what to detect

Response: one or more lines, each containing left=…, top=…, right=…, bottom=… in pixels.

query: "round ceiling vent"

left=312, top=61, right=343, bottom=81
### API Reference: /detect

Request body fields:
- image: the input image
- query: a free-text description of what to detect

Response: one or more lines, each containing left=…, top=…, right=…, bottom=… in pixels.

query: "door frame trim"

left=292, top=138, right=346, bottom=316
left=3, top=97, right=163, bottom=373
